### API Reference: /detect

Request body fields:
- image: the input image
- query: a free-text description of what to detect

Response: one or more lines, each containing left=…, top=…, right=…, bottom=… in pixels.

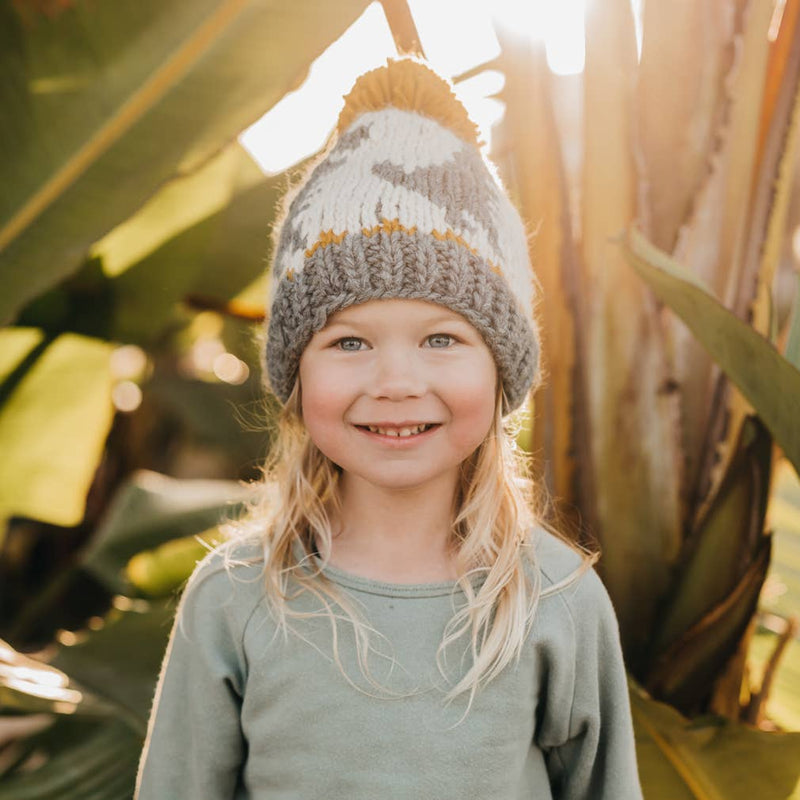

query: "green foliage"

left=632, top=683, right=800, bottom=799
left=0, top=717, right=144, bottom=800
left=81, top=470, right=249, bottom=595
left=2, top=0, right=800, bottom=795
left=0, top=0, right=372, bottom=325
left=0, top=332, right=114, bottom=527
left=0, top=473, right=237, bottom=795
left=622, top=227, right=800, bottom=478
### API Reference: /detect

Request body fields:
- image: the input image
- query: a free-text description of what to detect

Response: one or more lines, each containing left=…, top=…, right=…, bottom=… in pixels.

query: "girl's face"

left=298, top=298, right=497, bottom=495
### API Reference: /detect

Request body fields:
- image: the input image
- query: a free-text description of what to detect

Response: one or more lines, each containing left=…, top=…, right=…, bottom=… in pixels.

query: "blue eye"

left=336, top=337, right=365, bottom=351
left=427, top=334, right=454, bottom=348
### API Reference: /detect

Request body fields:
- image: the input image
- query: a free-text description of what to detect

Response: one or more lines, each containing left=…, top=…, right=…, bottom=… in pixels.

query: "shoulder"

left=178, top=538, right=267, bottom=629
left=529, top=526, right=585, bottom=584
left=524, top=526, right=615, bottom=623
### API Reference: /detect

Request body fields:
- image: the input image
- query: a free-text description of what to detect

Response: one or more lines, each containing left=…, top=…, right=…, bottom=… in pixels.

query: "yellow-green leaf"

left=127, top=532, right=216, bottom=597
left=81, top=470, right=249, bottom=594
left=0, top=327, right=44, bottom=384
left=632, top=682, right=800, bottom=798
left=0, top=334, right=114, bottom=526
left=653, top=417, right=771, bottom=657
left=622, top=227, right=800, bottom=479
left=0, top=0, right=372, bottom=325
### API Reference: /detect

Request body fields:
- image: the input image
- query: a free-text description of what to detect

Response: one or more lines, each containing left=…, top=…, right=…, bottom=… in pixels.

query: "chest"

left=236, top=592, right=553, bottom=799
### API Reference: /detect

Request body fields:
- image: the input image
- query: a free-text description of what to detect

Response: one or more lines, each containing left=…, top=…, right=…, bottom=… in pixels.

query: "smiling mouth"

left=356, top=423, right=440, bottom=438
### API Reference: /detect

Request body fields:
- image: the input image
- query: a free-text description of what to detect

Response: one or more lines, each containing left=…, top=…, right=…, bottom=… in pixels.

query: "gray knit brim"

left=266, top=230, right=539, bottom=414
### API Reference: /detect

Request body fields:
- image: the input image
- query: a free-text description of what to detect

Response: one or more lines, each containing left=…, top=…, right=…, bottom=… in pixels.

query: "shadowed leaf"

left=0, top=333, right=114, bottom=526
left=622, top=227, right=800, bottom=479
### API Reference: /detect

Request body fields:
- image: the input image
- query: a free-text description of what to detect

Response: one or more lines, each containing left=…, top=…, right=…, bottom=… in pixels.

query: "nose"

left=369, top=346, right=426, bottom=400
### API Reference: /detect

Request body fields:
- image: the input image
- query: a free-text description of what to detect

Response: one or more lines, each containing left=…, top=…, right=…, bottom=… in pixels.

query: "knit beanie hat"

left=265, top=58, right=540, bottom=413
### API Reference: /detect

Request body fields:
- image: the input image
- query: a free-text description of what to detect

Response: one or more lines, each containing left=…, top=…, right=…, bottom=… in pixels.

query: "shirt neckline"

left=303, top=550, right=485, bottom=599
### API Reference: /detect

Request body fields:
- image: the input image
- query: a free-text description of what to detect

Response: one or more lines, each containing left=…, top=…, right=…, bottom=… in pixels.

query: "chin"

left=349, top=466, right=453, bottom=493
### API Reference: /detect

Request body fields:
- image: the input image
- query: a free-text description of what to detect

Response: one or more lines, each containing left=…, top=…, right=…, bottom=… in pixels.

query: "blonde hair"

left=228, top=379, right=597, bottom=712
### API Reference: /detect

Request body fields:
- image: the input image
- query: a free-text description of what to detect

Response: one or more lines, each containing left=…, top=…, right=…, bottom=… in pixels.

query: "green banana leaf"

left=50, top=601, right=175, bottom=727
left=103, top=147, right=279, bottom=346
left=646, top=416, right=773, bottom=706
left=0, top=469, right=243, bottom=798
left=785, top=273, right=800, bottom=369
left=0, top=716, right=143, bottom=800
left=0, top=637, right=115, bottom=719
left=81, top=470, right=250, bottom=594
left=0, top=328, right=45, bottom=383
left=0, top=331, right=114, bottom=527
left=751, top=458, right=800, bottom=732
left=18, top=142, right=279, bottom=347
left=0, top=0, right=372, bottom=325
left=632, top=682, right=800, bottom=799
left=0, top=598, right=174, bottom=798
left=621, top=226, right=800, bottom=479
left=145, top=368, right=271, bottom=463
left=126, top=532, right=217, bottom=597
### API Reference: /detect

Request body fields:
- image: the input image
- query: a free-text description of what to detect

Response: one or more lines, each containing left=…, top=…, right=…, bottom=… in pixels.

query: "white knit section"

left=493, top=197, right=535, bottom=315
left=271, top=107, right=535, bottom=314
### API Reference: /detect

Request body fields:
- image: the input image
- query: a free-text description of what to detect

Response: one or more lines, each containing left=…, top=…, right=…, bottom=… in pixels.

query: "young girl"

left=136, top=59, right=642, bottom=799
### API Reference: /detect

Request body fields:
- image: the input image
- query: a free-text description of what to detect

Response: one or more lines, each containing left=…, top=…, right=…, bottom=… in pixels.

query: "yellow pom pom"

left=336, top=58, right=480, bottom=147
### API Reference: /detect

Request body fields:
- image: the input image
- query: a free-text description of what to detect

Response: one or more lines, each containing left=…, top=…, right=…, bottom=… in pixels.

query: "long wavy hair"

left=228, top=377, right=597, bottom=712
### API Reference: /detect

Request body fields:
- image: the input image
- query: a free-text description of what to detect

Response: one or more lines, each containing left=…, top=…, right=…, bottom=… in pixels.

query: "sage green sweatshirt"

left=135, top=528, right=643, bottom=799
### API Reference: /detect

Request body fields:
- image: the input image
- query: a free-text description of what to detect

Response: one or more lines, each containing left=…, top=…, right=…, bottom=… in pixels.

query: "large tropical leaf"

left=751, top=458, right=800, bottom=732
left=0, top=332, right=114, bottom=527
left=622, top=226, right=800, bottom=479
left=50, top=600, right=175, bottom=726
left=102, top=148, right=279, bottom=346
left=632, top=682, right=800, bottom=799
left=17, top=141, right=277, bottom=346
left=0, top=638, right=113, bottom=719
left=0, top=598, right=175, bottom=799
left=126, top=532, right=218, bottom=598
left=81, top=469, right=249, bottom=594
left=0, top=328, right=45, bottom=383
left=0, top=0, right=372, bottom=325
left=0, top=716, right=143, bottom=800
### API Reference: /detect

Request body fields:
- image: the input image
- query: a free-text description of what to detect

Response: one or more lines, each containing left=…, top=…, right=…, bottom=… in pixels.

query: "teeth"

left=366, top=424, right=431, bottom=437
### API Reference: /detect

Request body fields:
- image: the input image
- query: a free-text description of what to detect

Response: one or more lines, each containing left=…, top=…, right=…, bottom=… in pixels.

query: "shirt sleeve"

left=540, top=567, right=643, bottom=800
left=135, top=555, right=250, bottom=800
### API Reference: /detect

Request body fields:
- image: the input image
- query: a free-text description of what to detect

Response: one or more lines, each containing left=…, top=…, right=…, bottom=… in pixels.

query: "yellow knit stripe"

left=0, top=0, right=250, bottom=254
left=302, top=218, right=503, bottom=276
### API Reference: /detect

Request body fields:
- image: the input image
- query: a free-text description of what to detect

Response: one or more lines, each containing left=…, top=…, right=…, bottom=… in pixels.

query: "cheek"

left=459, top=389, right=495, bottom=439
left=298, top=359, right=356, bottom=457
left=301, top=382, right=336, bottom=433
left=445, top=362, right=497, bottom=439
left=298, top=360, right=333, bottom=434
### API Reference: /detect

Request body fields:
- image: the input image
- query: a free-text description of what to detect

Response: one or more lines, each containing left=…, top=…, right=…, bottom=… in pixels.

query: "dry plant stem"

left=183, top=293, right=266, bottom=323
left=744, top=612, right=800, bottom=726
left=710, top=614, right=757, bottom=719
left=379, top=0, right=425, bottom=58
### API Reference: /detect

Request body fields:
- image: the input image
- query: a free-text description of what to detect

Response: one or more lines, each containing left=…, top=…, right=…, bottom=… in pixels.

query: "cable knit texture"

left=264, top=59, right=540, bottom=412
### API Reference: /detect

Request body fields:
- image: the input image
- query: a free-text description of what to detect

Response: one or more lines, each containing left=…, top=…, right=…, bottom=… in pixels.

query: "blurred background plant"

left=1, top=0, right=800, bottom=797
